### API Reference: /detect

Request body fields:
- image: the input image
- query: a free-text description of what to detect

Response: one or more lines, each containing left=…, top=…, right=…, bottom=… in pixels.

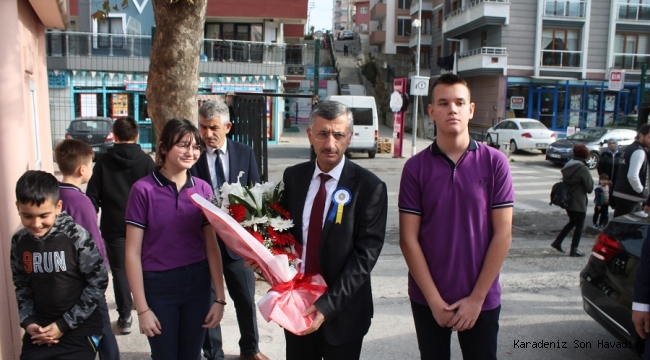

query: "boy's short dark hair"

left=16, top=170, right=60, bottom=206
left=428, top=73, right=471, bottom=102
left=599, top=173, right=610, bottom=180
left=113, top=117, right=139, bottom=141
left=54, top=139, right=94, bottom=175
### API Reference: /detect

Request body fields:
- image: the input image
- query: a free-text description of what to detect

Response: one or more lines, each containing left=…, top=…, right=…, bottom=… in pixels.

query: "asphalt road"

left=110, top=143, right=640, bottom=359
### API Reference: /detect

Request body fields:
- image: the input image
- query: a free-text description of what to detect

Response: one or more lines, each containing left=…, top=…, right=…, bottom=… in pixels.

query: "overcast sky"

left=308, top=0, right=333, bottom=32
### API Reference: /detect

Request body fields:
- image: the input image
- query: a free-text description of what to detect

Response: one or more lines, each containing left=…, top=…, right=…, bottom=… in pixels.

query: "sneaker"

left=117, top=317, right=132, bottom=335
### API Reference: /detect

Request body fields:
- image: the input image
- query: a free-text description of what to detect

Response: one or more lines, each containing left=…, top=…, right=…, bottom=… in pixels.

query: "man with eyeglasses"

left=190, top=100, right=266, bottom=360
left=280, top=100, right=388, bottom=359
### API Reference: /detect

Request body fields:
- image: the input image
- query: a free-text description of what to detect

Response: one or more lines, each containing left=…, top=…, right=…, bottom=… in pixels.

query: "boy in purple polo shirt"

left=399, top=74, right=514, bottom=360
left=53, top=139, right=120, bottom=360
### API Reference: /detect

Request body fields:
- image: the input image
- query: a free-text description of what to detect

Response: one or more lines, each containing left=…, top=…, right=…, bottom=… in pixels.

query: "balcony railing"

left=543, top=0, right=586, bottom=18
left=540, top=49, right=582, bottom=67
left=458, top=47, right=507, bottom=58
left=617, top=4, right=650, bottom=21
left=45, top=30, right=327, bottom=66
left=445, top=0, right=510, bottom=20
left=613, top=53, right=650, bottom=70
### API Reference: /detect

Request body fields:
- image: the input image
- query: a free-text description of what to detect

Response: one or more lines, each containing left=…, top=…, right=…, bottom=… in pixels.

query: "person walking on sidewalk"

left=551, top=144, right=594, bottom=257
left=612, top=124, right=650, bottom=217
left=343, top=43, right=349, bottom=57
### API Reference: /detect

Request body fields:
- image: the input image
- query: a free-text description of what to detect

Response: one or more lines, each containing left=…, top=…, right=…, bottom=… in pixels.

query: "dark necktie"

left=305, top=173, right=331, bottom=275
left=214, top=149, right=226, bottom=189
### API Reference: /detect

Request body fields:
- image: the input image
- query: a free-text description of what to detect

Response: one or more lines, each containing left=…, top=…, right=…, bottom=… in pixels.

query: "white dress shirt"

left=301, top=157, right=346, bottom=271
left=205, top=141, right=230, bottom=191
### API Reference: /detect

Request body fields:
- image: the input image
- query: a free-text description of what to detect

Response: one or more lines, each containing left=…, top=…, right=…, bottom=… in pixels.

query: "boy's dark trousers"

left=20, top=333, right=97, bottom=360
left=411, top=301, right=500, bottom=360
left=593, top=204, right=610, bottom=226
left=105, top=236, right=132, bottom=320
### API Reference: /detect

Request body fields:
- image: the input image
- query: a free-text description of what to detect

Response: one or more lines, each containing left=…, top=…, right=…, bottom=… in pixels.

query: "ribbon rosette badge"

left=328, top=188, right=351, bottom=224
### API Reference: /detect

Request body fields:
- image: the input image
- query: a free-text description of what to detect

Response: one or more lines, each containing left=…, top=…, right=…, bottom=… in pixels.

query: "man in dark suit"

left=191, top=100, right=267, bottom=360
left=281, top=101, right=387, bottom=359
left=633, top=231, right=650, bottom=358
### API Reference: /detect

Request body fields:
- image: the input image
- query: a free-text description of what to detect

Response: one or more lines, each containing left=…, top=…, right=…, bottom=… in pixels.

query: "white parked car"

left=486, top=118, right=555, bottom=153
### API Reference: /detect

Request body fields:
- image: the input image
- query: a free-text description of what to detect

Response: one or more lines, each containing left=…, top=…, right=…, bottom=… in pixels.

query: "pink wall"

left=0, top=1, right=57, bottom=357
left=354, top=1, right=370, bottom=33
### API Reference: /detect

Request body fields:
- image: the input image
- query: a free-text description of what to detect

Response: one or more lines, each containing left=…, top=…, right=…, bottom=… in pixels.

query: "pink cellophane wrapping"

left=190, top=194, right=327, bottom=335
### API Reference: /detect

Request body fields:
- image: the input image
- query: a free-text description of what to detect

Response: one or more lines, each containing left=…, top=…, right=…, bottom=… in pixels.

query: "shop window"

left=397, top=18, right=411, bottom=37
left=361, top=23, right=368, bottom=32
left=541, top=28, right=581, bottom=67
left=614, top=32, right=649, bottom=70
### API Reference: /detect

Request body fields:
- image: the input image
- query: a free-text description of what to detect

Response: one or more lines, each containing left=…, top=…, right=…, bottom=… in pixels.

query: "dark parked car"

left=545, top=127, right=636, bottom=170
left=580, top=213, right=649, bottom=356
left=65, top=117, right=114, bottom=157
left=606, top=115, right=639, bottom=130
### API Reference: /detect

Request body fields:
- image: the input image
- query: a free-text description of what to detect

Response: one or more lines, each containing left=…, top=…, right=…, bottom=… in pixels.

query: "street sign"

left=510, top=96, right=525, bottom=110
left=390, top=91, right=403, bottom=113
left=608, top=69, right=625, bottom=91
left=410, top=76, right=429, bottom=96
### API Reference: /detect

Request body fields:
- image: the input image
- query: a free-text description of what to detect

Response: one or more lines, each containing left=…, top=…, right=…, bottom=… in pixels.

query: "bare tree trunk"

left=147, top=0, right=206, bottom=139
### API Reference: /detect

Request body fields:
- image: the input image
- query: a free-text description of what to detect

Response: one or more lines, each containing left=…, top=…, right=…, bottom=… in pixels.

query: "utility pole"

left=314, top=37, right=321, bottom=97
left=411, top=0, right=422, bottom=156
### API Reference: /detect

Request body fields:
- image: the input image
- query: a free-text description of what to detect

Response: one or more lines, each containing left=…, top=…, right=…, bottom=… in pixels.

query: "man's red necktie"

left=305, top=173, right=331, bottom=275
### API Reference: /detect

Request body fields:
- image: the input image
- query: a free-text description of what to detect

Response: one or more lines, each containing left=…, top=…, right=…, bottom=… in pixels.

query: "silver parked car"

left=545, top=127, right=637, bottom=170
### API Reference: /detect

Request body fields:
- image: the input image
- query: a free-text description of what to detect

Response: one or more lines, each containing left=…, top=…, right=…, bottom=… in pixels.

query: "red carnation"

left=248, top=229, right=264, bottom=244
left=269, top=201, right=291, bottom=219
left=228, top=203, right=247, bottom=222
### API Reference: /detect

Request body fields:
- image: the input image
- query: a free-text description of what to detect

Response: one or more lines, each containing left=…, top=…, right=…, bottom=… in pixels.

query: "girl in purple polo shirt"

left=125, top=118, right=226, bottom=360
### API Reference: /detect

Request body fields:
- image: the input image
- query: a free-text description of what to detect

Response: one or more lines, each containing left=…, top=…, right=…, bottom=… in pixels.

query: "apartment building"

left=369, top=0, right=413, bottom=54
left=431, top=0, right=650, bottom=132
left=334, top=0, right=354, bottom=31
left=46, top=0, right=310, bottom=147
left=354, top=1, right=371, bottom=34
left=408, top=0, right=436, bottom=77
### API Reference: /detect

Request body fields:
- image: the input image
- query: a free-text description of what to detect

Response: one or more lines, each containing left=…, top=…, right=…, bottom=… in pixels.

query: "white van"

left=325, top=95, right=379, bottom=158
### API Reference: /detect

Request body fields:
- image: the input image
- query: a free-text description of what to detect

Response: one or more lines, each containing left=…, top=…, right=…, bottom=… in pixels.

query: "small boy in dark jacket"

left=86, top=116, right=155, bottom=334
left=593, top=173, right=610, bottom=228
left=11, top=171, right=107, bottom=360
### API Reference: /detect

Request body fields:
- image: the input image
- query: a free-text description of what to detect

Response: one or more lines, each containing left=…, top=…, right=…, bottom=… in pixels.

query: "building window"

left=360, top=6, right=368, bottom=14
left=396, top=46, right=410, bottom=55
left=617, top=0, right=650, bottom=21
left=436, top=46, right=441, bottom=65
left=398, top=0, right=412, bottom=10
left=481, top=31, right=488, bottom=47
left=438, top=10, right=443, bottom=29
left=541, top=28, right=581, bottom=67
left=361, top=23, right=368, bottom=31
left=452, top=0, right=459, bottom=12
left=614, top=32, right=650, bottom=69
left=397, top=18, right=411, bottom=37
left=94, top=14, right=125, bottom=49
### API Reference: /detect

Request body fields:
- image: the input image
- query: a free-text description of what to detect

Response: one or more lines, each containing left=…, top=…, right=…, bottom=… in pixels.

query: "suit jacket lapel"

left=294, top=162, right=315, bottom=245
left=197, top=152, right=214, bottom=188
left=321, top=160, right=355, bottom=242
left=226, top=139, right=239, bottom=183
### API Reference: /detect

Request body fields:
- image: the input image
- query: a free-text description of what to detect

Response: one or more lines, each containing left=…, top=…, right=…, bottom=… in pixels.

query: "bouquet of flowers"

left=213, top=180, right=301, bottom=267
left=190, top=177, right=328, bottom=335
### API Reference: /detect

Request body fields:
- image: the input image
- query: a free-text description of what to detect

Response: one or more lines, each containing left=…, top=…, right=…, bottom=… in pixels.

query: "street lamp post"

left=411, top=0, right=422, bottom=157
